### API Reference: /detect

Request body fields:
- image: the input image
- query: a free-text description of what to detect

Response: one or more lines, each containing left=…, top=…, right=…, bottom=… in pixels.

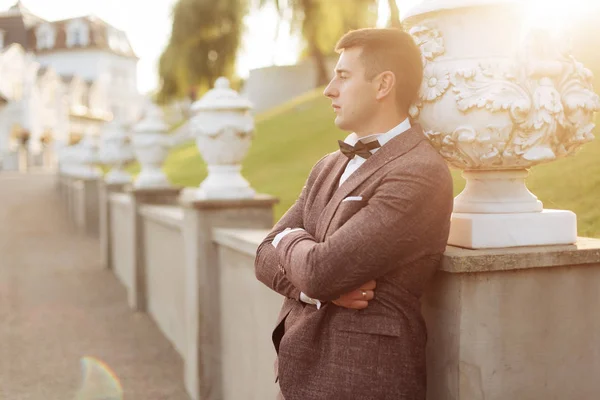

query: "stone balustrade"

left=52, top=59, right=600, bottom=399
left=55, top=136, right=600, bottom=400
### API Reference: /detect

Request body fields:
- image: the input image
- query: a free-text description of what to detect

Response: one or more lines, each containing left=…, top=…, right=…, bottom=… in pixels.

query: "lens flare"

left=74, top=357, right=123, bottom=400
left=523, top=0, right=597, bottom=33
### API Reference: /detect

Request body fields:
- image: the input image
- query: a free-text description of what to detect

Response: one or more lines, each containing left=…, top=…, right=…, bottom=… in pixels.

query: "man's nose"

left=323, top=82, right=337, bottom=98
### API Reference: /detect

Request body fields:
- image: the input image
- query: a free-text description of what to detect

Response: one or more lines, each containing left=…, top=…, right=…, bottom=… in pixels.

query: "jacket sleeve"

left=275, top=162, right=453, bottom=301
left=254, top=155, right=328, bottom=300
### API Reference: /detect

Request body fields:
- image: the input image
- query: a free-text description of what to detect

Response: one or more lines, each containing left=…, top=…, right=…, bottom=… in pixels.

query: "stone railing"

left=97, top=184, right=276, bottom=400
left=55, top=168, right=600, bottom=400
left=106, top=192, right=135, bottom=296
left=54, top=26, right=600, bottom=397
left=212, top=228, right=283, bottom=400
left=138, top=204, right=187, bottom=356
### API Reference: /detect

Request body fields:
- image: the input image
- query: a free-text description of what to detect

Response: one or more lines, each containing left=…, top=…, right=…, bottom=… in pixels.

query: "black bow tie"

left=338, top=140, right=381, bottom=160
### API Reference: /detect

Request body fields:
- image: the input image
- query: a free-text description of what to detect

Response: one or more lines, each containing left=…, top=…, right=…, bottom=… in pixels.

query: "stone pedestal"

left=2, top=151, right=19, bottom=171
left=82, top=178, right=100, bottom=236
left=68, top=177, right=100, bottom=235
left=99, top=182, right=127, bottom=269
left=179, top=193, right=278, bottom=400
left=449, top=209, right=578, bottom=249
left=67, top=177, right=78, bottom=224
left=423, top=238, right=600, bottom=400
left=125, top=186, right=182, bottom=311
left=57, top=173, right=69, bottom=208
left=72, top=180, right=85, bottom=229
left=448, top=170, right=579, bottom=249
left=64, top=176, right=74, bottom=221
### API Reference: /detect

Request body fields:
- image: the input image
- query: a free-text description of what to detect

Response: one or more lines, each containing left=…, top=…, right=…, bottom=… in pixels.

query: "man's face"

left=323, top=47, right=378, bottom=133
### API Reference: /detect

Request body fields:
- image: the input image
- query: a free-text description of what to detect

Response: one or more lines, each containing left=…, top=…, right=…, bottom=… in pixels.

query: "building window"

left=72, top=30, right=81, bottom=46
left=36, top=23, right=56, bottom=50
left=66, top=20, right=90, bottom=48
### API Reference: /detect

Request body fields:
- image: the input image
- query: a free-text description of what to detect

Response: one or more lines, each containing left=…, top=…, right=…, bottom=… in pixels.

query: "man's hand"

left=332, top=280, right=376, bottom=310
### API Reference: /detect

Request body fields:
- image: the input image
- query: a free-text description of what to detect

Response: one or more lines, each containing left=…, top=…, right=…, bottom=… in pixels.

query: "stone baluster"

left=188, top=76, right=255, bottom=200
left=100, top=118, right=134, bottom=185
left=132, top=103, right=171, bottom=189
left=180, top=77, right=277, bottom=400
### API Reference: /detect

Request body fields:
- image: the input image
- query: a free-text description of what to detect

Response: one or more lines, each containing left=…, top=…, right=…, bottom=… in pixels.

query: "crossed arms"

left=255, top=172, right=436, bottom=301
left=255, top=149, right=452, bottom=301
left=255, top=156, right=450, bottom=305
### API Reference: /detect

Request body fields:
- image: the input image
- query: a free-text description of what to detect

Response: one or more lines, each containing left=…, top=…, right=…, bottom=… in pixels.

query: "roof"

left=31, top=15, right=137, bottom=59
left=4, top=1, right=45, bottom=28
left=0, top=3, right=136, bottom=58
left=0, top=1, right=43, bottom=49
left=0, top=15, right=28, bottom=48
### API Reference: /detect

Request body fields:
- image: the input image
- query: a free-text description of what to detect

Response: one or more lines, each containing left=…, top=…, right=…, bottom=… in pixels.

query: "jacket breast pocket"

left=328, top=199, right=367, bottom=231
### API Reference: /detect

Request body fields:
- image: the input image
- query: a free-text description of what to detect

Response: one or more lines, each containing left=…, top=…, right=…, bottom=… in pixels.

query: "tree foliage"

left=157, top=0, right=381, bottom=103
left=157, top=0, right=247, bottom=103
left=259, top=0, right=378, bottom=86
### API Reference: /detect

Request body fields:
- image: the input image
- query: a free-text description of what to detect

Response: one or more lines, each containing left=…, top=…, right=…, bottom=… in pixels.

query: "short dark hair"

left=335, top=28, right=423, bottom=114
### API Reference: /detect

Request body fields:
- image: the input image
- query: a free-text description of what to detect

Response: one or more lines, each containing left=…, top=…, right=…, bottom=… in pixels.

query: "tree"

left=259, top=0, right=377, bottom=87
left=157, top=0, right=247, bottom=103
left=299, top=0, right=329, bottom=87
left=387, top=0, right=401, bottom=29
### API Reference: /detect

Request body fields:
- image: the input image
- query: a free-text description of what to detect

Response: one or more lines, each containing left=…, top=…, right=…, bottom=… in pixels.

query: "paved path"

left=0, top=172, right=190, bottom=400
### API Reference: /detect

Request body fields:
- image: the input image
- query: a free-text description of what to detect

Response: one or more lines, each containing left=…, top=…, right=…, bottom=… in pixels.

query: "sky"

left=0, top=0, right=593, bottom=95
left=0, top=0, right=422, bottom=95
left=0, top=0, right=308, bottom=94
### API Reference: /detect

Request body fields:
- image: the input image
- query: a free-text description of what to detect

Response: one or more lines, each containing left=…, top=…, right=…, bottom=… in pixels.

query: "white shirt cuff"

left=300, top=292, right=322, bottom=309
left=272, top=228, right=305, bottom=248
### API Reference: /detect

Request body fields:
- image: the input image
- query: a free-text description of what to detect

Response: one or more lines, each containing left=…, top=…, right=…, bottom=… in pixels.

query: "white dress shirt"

left=338, top=118, right=411, bottom=187
left=273, top=118, right=412, bottom=308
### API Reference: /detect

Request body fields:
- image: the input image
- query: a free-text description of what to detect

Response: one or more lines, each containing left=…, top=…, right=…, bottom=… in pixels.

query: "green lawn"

left=158, top=88, right=600, bottom=238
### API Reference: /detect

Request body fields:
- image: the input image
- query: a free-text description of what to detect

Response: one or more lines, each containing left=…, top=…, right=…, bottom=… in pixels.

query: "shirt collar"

left=343, top=118, right=412, bottom=149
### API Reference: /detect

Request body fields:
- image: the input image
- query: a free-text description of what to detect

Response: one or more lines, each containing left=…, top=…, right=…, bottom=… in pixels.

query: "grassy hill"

left=158, top=89, right=600, bottom=238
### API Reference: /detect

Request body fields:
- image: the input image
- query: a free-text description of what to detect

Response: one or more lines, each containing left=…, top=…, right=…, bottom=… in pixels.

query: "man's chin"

left=334, top=118, right=353, bottom=132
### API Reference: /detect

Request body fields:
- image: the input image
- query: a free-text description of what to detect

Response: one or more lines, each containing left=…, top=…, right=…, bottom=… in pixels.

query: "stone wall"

left=241, top=58, right=336, bottom=114
left=139, top=205, right=187, bottom=356
left=56, top=154, right=600, bottom=400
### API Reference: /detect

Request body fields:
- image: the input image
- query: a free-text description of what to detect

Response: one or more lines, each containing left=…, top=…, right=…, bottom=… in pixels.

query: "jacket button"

left=278, top=264, right=285, bottom=274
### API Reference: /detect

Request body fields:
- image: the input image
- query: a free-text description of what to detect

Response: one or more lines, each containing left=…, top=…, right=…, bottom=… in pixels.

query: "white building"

left=0, top=1, right=141, bottom=169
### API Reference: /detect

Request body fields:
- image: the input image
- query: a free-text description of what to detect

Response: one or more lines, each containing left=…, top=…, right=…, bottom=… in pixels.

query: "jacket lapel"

left=311, top=154, right=348, bottom=228
left=315, top=125, right=426, bottom=241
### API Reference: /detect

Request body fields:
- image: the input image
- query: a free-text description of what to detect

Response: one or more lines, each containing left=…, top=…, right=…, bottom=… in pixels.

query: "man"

left=255, top=28, right=453, bottom=400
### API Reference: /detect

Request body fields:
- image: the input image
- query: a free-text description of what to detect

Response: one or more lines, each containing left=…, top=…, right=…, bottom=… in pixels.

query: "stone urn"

left=403, top=0, right=600, bottom=248
left=131, top=103, right=171, bottom=189
left=68, top=136, right=102, bottom=179
left=189, top=77, right=255, bottom=199
left=57, top=142, right=73, bottom=174
left=100, top=119, right=135, bottom=185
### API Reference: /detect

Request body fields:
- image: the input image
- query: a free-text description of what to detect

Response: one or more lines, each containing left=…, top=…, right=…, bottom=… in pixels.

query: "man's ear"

left=374, top=71, right=396, bottom=101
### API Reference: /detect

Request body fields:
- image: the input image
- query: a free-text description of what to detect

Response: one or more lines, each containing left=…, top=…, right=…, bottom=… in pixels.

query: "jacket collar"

left=343, top=117, right=412, bottom=148
left=315, top=124, right=426, bottom=241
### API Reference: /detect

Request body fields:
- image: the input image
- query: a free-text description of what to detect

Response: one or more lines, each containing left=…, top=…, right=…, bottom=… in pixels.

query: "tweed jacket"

left=255, top=125, right=453, bottom=400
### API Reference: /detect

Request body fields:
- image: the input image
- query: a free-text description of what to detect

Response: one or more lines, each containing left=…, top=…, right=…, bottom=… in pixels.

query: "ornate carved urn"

left=131, top=103, right=171, bottom=189
left=68, top=135, right=102, bottom=179
left=403, top=0, right=600, bottom=248
left=189, top=77, right=256, bottom=199
left=100, top=119, right=135, bottom=185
